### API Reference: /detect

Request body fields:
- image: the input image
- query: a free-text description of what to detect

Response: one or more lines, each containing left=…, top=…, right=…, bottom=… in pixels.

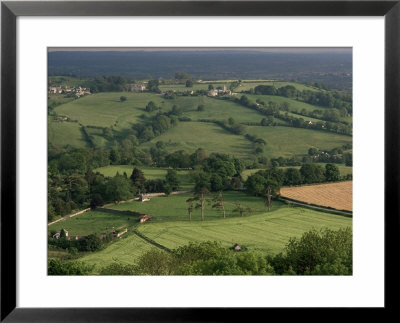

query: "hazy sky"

left=48, top=47, right=351, bottom=54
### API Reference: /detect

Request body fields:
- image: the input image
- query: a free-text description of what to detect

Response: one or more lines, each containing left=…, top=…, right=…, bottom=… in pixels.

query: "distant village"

left=49, top=81, right=234, bottom=98
left=48, top=86, right=91, bottom=98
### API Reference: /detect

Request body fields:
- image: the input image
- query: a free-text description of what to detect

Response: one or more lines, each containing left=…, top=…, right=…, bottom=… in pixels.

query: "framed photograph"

left=1, top=0, right=399, bottom=321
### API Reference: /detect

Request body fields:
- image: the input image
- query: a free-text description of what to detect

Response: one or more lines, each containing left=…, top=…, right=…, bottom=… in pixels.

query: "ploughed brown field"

left=280, top=181, right=352, bottom=212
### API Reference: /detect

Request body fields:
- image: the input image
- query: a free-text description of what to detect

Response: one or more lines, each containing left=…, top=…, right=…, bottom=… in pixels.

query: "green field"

left=242, top=93, right=352, bottom=124
left=94, top=165, right=194, bottom=189
left=234, top=81, right=322, bottom=93
left=80, top=232, right=160, bottom=271
left=107, top=191, right=280, bottom=222
left=169, top=96, right=279, bottom=124
left=142, top=122, right=254, bottom=159
left=53, top=92, right=169, bottom=130
left=50, top=192, right=351, bottom=270
left=48, top=210, right=138, bottom=236
left=245, top=126, right=352, bottom=158
left=48, top=118, right=88, bottom=149
left=136, top=206, right=351, bottom=255
left=48, top=94, right=76, bottom=108
left=78, top=202, right=351, bottom=269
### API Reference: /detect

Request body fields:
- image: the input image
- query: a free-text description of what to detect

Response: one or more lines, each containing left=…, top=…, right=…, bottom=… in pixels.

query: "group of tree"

left=245, top=163, right=343, bottom=200
left=52, top=227, right=352, bottom=276
left=48, top=144, right=182, bottom=221
left=230, top=94, right=351, bottom=135
left=190, top=153, right=244, bottom=192
left=132, top=111, right=179, bottom=142
left=81, top=76, right=129, bottom=93
left=251, top=84, right=352, bottom=114
left=306, top=147, right=352, bottom=166
left=49, top=233, right=104, bottom=253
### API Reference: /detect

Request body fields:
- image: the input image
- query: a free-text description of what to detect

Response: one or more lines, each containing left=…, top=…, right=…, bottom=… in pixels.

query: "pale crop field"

left=280, top=181, right=353, bottom=211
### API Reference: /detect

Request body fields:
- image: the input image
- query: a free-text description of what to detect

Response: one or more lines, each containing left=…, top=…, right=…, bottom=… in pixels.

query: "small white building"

left=129, top=84, right=146, bottom=92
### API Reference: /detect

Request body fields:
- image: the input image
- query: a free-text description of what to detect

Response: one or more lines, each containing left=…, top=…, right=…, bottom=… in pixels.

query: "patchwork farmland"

left=47, top=49, right=353, bottom=275
left=280, top=181, right=353, bottom=212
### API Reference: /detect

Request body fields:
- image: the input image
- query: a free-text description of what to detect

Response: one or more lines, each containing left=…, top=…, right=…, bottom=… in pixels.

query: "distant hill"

left=48, top=49, right=352, bottom=91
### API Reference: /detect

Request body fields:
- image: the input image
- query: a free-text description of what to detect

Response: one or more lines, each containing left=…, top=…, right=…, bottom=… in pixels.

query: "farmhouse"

left=53, top=228, right=68, bottom=239
left=139, top=214, right=152, bottom=223
left=208, top=85, right=232, bottom=96
left=128, top=84, right=146, bottom=92
left=49, top=86, right=63, bottom=94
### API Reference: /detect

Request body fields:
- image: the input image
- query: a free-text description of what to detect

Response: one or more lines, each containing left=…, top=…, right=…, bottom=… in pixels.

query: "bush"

left=269, top=227, right=352, bottom=275
left=48, top=259, right=94, bottom=275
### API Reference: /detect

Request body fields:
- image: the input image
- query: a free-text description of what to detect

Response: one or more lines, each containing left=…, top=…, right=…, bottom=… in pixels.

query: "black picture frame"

left=1, top=1, right=399, bottom=321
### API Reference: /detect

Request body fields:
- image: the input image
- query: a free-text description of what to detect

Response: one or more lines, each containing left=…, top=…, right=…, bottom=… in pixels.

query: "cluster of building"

left=48, top=86, right=91, bottom=98
left=128, top=83, right=147, bottom=92
left=208, top=85, right=232, bottom=97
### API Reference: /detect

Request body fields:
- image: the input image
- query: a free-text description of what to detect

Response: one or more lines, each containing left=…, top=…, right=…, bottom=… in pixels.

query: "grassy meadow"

left=142, top=122, right=254, bottom=159
left=233, top=80, right=323, bottom=93
left=74, top=197, right=352, bottom=269
left=48, top=77, right=353, bottom=275
left=245, top=126, right=352, bottom=158
left=48, top=191, right=352, bottom=269
left=135, top=206, right=351, bottom=255
left=107, top=191, right=281, bottom=222
left=48, top=210, right=138, bottom=236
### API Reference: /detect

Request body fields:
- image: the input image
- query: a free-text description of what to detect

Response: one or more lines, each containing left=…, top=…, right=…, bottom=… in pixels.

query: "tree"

left=211, top=191, right=226, bottom=219
left=90, top=195, right=104, bottom=209
left=105, top=173, right=133, bottom=202
left=48, top=259, right=94, bottom=275
left=245, top=173, right=266, bottom=196
left=146, top=101, right=158, bottom=112
left=284, top=168, right=303, bottom=186
left=233, top=202, right=253, bottom=217
left=165, top=169, right=180, bottom=191
left=187, top=187, right=210, bottom=221
left=130, top=167, right=146, bottom=191
left=344, top=153, right=352, bottom=166
left=325, top=163, right=340, bottom=181
left=147, top=79, right=160, bottom=93
left=197, top=104, right=205, bottom=112
left=300, top=163, right=325, bottom=184
left=269, top=227, right=352, bottom=275
left=185, top=79, right=193, bottom=88
left=308, top=147, right=319, bottom=156
left=265, top=186, right=273, bottom=211
left=186, top=200, right=194, bottom=221
left=99, top=262, right=136, bottom=275
left=170, top=105, right=182, bottom=116
left=120, top=96, right=127, bottom=102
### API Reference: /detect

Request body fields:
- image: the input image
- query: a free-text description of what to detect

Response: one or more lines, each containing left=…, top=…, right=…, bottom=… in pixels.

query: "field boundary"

left=48, top=208, right=91, bottom=226
left=278, top=197, right=352, bottom=217
left=132, top=229, right=171, bottom=253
